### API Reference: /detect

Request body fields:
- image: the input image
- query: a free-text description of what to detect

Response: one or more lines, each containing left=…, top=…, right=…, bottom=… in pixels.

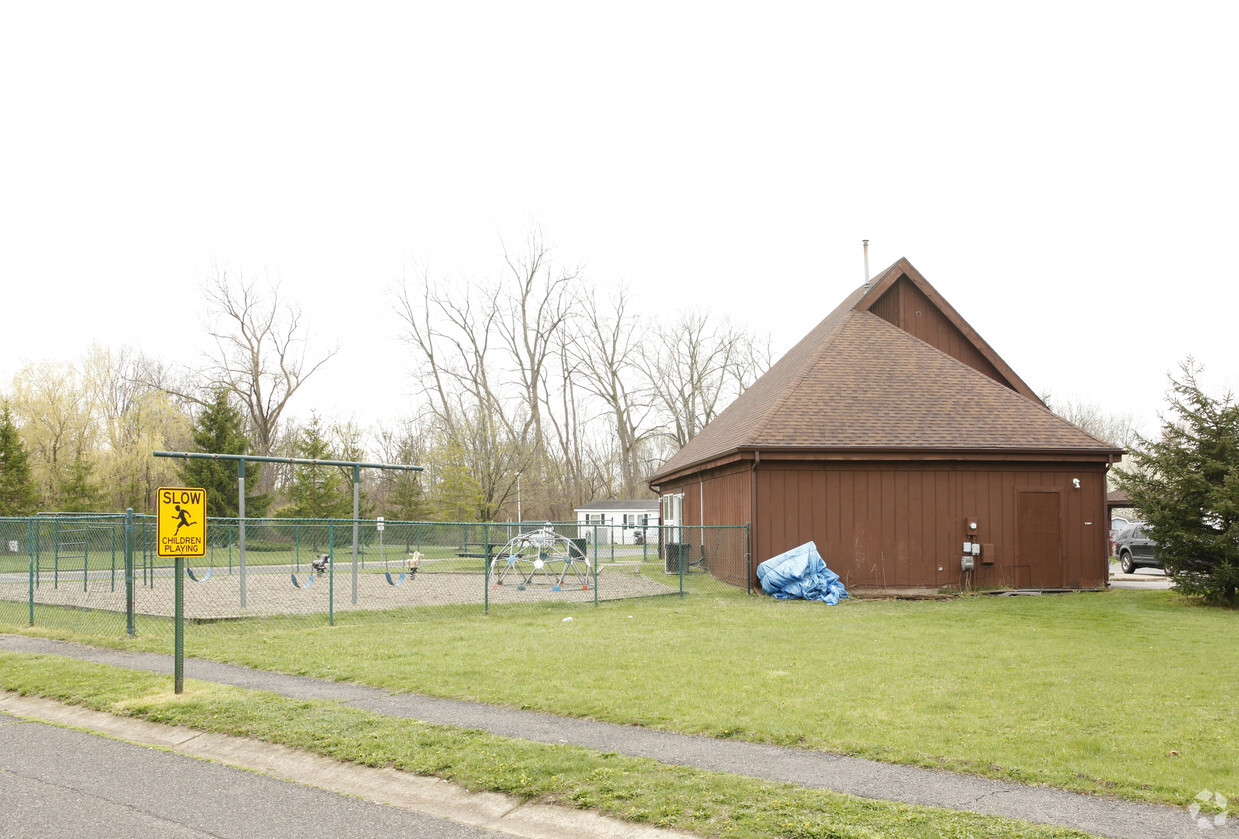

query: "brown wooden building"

left=648, top=258, right=1123, bottom=592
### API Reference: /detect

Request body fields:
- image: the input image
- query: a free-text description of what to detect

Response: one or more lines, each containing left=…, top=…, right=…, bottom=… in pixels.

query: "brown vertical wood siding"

left=737, top=460, right=1110, bottom=591
left=666, top=464, right=753, bottom=587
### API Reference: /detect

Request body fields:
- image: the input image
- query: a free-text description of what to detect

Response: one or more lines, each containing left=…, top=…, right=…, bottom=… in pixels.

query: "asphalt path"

left=2, top=634, right=1233, bottom=839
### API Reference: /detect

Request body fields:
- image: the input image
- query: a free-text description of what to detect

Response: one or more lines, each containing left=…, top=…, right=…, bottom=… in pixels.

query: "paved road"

left=0, top=709, right=517, bottom=839
left=1108, top=564, right=1173, bottom=590
left=2, top=635, right=1233, bottom=839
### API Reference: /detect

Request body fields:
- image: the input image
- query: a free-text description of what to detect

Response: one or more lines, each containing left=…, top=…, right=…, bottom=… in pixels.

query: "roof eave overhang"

left=648, top=444, right=1124, bottom=488
left=574, top=500, right=660, bottom=512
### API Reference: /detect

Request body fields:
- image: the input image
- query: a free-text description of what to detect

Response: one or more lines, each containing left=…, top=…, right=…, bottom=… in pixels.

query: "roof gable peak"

left=853, top=258, right=1043, bottom=404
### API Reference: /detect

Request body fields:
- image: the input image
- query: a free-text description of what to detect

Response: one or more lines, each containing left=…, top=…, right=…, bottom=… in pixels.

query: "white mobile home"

left=575, top=499, right=660, bottom=545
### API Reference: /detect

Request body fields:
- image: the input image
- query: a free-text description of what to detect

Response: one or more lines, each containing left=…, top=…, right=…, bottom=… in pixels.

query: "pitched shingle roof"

left=649, top=258, right=1121, bottom=484
left=575, top=499, right=659, bottom=512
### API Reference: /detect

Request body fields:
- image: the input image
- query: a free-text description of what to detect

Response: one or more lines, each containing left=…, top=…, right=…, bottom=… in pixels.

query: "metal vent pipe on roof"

left=863, top=239, right=870, bottom=291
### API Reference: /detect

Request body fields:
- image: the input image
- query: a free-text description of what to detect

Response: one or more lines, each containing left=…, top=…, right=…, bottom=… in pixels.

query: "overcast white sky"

left=3, top=2, right=1237, bottom=446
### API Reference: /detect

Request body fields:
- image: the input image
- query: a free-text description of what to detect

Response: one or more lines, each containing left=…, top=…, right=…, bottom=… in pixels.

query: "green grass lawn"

left=3, top=587, right=1235, bottom=812
left=0, top=653, right=1102, bottom=839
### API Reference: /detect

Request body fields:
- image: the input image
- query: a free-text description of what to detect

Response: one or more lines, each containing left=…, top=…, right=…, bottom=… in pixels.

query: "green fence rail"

left=0, top=515, right=750, bottom=641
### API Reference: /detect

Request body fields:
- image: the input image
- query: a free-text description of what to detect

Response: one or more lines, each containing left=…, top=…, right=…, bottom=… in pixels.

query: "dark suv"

left=1114, top=521, right=1161, bottom=574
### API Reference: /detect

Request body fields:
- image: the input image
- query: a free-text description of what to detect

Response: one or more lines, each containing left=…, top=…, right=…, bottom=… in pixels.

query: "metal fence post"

left=32, top=518, right=41, bottom=590
left=745, top=523, right=751, bottom=595
left=352, top=465, right=360, bottom=606
left=174, top=552, right=184, bottom=693
left=143, top=518, right=150, bottom=587
left=328, top=522, right=334, bottom=626
left=27, top=518, right=34, bottom=627
left=82, top=523, right=89, bottom=593
left=124, top=508, right=135, bottom=636
left=483, top=521, right=489, bottom=615
left=680, top=525, right=686, bottom=597
left=238, top=459, right=247, bottom=608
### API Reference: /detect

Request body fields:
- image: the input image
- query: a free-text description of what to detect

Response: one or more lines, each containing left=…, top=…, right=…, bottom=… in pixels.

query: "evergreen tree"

left=277, top=413, right=354, bottom=520
left=180, top=390, right=269, bottom=518
left=386, top=473, right=431, bottom=552
left=0, top=403, right=39, bottom=515
left=379, top=432, right=431, bottom=522
left=58, top=455, right=105, bottom=513
left=387, top=470, right=431, bottom=522
left=1116, top=360, right=1239, bottom=604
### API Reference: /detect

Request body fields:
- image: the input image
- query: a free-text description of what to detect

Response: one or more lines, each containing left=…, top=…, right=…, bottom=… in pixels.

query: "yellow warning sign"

left=156, top=486, right=207, bottom=558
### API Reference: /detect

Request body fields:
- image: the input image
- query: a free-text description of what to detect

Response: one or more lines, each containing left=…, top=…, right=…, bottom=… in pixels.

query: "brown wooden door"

left=1016, top=490, right=1062, bottom=588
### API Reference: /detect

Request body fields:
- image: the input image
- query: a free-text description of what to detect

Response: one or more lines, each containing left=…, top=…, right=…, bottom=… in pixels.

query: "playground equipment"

left=154, top=451, right=421, bottom=609
left=185, top=561, right=212, bottom=582
left=384, top=549, right=421, bottom=586
left=378, top=518, right=417, bottom=586
left=381, top=520, right=401, bottom=585
left=490, top=526, right=591, bottom=591
left=185, top=532, right=217, bottom=583
left=291, top=554, right=330, bottom=589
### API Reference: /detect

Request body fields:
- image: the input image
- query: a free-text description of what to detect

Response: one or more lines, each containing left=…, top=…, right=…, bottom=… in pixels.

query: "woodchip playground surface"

left=0, top=565, right=680, bottom=619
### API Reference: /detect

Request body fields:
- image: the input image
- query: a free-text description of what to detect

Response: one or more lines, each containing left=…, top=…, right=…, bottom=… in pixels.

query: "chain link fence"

left=0, top=515, right=750, bottom=640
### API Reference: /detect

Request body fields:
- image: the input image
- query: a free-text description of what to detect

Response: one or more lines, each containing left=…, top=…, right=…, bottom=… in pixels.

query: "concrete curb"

left=0, top=692, right=694, bottom=839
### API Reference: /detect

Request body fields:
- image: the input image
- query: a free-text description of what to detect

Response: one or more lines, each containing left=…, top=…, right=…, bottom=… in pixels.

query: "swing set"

left=186, top=563, right=212, bottom=582
left=376, top=516, right=421, bottom=586
left=287, top=520, right=420, bottom=588
left=154, top=451, right=422, bottom=607
left=290, top=553, right=331, bottom=588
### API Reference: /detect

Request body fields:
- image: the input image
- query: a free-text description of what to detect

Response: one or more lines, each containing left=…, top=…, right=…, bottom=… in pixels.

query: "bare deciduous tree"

left=1044, top=395, right=1142, bottom=449
left=544, top=327, right=589, bottom=513
left=202, top=271, right=337, bottom=463
left=83, top=344, right=190, bottom=510
left=494, top=233, right=580, bottom=453
left=574, top=287, right=655, bottom=497
left=639, top=310, right=771, bottom=449
left=395, top=235, right=587, bottom=520
left=394, top=236, right=770, bottom=519
left=395, top=269, right=525, bottom=521
left=140, top=270, right=337, bottom=503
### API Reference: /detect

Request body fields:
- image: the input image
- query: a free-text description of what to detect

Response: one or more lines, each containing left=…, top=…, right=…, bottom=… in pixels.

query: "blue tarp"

left=756, top=541, right=849, bottom=604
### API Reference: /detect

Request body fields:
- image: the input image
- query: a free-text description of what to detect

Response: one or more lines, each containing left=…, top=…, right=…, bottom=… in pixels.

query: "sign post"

left=157, top=486, right=206, bottom=694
